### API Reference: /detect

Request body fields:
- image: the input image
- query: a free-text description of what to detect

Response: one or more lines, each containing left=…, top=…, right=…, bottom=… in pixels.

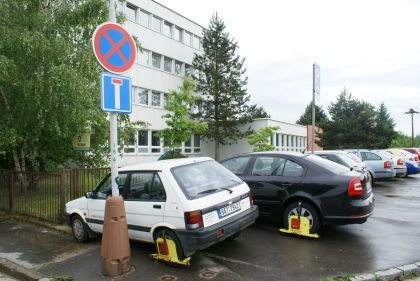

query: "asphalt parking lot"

left=35, top=174, right=420, bottom=281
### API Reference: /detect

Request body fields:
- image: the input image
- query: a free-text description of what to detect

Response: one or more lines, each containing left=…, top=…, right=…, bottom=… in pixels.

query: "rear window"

left=304, top=154, right=349, bottom=173
left=171, top=160, right=243, bottom=199
left=339, top=154, right=361, bottom=167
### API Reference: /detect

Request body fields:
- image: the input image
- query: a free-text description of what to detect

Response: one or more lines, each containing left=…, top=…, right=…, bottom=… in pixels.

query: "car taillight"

left=249, top=191, right=253, bottom=206
left=348, top=177, right=364, bottom=196
left=397, top=158, right=403, bottom=165
left=185, top=210, right=204, bottom=230
left=384, top=160, right=391, bottom=169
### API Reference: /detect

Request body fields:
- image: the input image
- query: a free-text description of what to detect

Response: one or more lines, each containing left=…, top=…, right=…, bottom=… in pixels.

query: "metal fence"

left=0, top=168, right=109, bottom=224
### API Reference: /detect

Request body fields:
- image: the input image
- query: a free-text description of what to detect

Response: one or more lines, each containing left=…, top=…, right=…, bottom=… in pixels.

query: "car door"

left=242, top=156, right=289, bottom=216
left=87, top=173, right=128, bottom=233
left=124, top=171, right=166, bottom=242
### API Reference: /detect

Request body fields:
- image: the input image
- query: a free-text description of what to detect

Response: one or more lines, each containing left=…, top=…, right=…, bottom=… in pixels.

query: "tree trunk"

left=215, top=141, right=220, bottom=161
left=12, top=150, right=21, bottom=172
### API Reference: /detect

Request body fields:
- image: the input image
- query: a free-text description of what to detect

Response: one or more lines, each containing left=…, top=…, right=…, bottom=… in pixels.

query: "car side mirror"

left=85, top=191, right=94, bottom=199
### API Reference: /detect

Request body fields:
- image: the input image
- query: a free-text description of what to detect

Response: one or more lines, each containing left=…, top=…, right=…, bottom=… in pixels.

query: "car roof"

left=230, top=151, right=305, bottom=157
left=314, top=150, right=349, bottom=155
left=119, top=157, right=213, bottom=172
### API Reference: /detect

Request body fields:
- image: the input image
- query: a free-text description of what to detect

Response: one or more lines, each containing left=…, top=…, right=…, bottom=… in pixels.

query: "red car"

left=401, top=148, right=420, bottom=161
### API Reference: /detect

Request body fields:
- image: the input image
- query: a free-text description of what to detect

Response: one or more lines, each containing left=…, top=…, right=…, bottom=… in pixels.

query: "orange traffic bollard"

left=101, top=196, right=132, bottom=276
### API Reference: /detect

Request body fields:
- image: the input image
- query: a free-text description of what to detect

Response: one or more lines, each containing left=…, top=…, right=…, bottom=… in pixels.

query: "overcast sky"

left=158, top=0, right=420, bottom=135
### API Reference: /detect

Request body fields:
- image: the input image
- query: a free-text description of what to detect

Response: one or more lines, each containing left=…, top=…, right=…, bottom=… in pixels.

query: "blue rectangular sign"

left=100, top=73, right=132, bottom=114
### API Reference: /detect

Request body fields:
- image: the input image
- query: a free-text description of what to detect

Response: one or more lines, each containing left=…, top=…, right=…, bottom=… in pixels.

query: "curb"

left=0, top=212, right=72, bottom=235
left=349, top=261, right=420, bottom=281
left=0, top=258, right=41, bottom=281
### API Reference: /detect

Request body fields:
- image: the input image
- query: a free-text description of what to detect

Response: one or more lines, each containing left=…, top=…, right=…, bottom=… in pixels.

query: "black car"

left=220, top=152, right=374, bottom=233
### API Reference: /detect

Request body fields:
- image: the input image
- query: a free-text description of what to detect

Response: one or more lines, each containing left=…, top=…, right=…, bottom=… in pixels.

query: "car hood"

left=66, top=197, right=87, bottom=208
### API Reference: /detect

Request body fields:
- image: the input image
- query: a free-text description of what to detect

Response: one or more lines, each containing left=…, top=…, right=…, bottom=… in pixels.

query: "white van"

left=65, top=157, right=259, bottom=258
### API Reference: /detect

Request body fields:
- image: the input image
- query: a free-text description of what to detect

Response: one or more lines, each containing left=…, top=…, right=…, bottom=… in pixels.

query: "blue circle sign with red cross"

left=92, top=22, right=137, bottom=74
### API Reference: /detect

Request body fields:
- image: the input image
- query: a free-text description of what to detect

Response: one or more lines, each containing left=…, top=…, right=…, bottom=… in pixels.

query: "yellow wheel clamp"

left=150, top=236, right=191, bottom=266
left=279, top=202, right=320, bottom=239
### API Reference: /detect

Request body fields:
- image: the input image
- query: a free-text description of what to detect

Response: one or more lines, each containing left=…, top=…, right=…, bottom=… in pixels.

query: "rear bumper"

left=324, top=193, right=375, bottom=225
left=373, top=169, right=395, bottom=179
left=175, top=206, right=259, bottom=257
left=394, top=167, right=407, bottom=177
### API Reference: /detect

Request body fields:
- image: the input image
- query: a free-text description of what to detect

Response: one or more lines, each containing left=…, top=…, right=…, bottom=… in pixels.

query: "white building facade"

left=117, top=0, right=309, bottom=166
left=118, top=0, right=208, bottom=166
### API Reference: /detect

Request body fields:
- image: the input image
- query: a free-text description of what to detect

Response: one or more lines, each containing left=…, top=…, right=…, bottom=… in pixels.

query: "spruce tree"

left=296, top=102, right=328, bottom=127
left=192, top=14, right=251, bottom=160
left=374, top=102, right=396, bottom=148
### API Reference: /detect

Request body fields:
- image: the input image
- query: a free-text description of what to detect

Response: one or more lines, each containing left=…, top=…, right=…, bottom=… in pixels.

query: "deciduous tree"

left=158, top=77, right=208, bottom=158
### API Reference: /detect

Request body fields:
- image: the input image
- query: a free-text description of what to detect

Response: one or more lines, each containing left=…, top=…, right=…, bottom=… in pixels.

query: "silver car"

left=314, top=150, right=372, bottom=186
left=345, top=150, right=396, bottom=183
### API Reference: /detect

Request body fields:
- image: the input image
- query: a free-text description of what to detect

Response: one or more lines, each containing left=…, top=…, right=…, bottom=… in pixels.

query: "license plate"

left=217, top=202, right=241, bottom=218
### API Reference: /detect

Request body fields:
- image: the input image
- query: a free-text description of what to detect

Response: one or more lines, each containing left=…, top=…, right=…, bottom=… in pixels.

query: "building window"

left=174, top=61, right=182, bottom=75
left=152, top=91, right=161, bottom=107
left=125, top=3, right=137, bottom=22
left=164, top=57, right=172, bottom=73
left=163, top=21, right=172, bottom=37
left=184, top=137, right=192, bottom=153
left=152, top=16, right=161, bottom=32
left=137, top=88, right=148, bottom=105
left=139, top=10, right=150, bottom=27
left=152, top=53, right=162, bottom=69
left=174, top=27, right=182, bottom=41
left=163, top=93, right=169, bottom=108
left=151, top=131, right=161, bottom=153
left=138, top=49, right=150, bottom=65
left=185, top=64, right=192, bottom=76
left=193, top=135, right=201, bottom=153
left=193, top=36, right=200, bottom=49
left=184, top=31, right=192, bottom=46
left=124, top=133, right=136, bottom=154
left=138, top=130, right=148, bottom=153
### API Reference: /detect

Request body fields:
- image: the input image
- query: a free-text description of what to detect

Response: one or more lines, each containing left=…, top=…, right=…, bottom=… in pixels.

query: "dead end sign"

left=92, top=22, right=137, bottom=74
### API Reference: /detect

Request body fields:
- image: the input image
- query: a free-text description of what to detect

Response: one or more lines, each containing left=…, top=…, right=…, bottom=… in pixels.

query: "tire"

left=71, top=215, right=89, bottom=243
left=369, top=172, right=375, bottom=185
left=283, top=202, right=321, bottom=234
left=155, top=229, right=186, bottom=260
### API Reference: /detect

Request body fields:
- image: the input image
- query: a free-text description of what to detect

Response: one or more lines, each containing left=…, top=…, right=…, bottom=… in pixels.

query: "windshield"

left=304, top=154, right=349, bottom=173
left=171, top=160, right=243, bottom=199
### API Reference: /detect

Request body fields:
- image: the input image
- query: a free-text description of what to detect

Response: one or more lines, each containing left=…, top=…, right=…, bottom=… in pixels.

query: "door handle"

left=153, top=205, right=162, bottom=209
left=282, top=183, right=292, bottom=188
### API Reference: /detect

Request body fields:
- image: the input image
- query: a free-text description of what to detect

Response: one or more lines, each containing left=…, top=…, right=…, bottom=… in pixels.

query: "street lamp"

left=405, top=108, right=419, bottom=147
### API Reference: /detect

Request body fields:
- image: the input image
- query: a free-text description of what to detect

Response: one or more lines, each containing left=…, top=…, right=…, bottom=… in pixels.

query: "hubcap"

left=73, top=219, right=84, bottom=240
left=288, top=207, right=314, bottom=228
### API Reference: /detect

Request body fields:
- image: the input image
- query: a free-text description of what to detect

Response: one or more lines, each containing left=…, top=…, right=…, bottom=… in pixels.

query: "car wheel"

left=283, top=202, right=320, bottom=234
left=155, top=229, right=186, bottom=260
left=71, top=215, right=89, bottom=243
left=369, top=172, right=375, bottom=185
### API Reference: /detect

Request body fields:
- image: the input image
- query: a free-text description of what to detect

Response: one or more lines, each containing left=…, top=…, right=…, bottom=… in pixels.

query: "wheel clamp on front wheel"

left=150, top=231, right=191, bottom=266
left=279, top=202, right=320, bottom=239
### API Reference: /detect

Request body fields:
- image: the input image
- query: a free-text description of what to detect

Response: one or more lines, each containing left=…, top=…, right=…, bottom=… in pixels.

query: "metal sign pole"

left=311, top=64, right=316, bottom=154
left=109, top=0, right=119, bottom=197
left=100, top=0, right=131, bottom=276
left=312, top=63, right=320, bottom=154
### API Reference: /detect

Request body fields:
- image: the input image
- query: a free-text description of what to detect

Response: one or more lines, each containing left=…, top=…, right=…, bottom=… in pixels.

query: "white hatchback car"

left=65, top=157, right=259, bottom=258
